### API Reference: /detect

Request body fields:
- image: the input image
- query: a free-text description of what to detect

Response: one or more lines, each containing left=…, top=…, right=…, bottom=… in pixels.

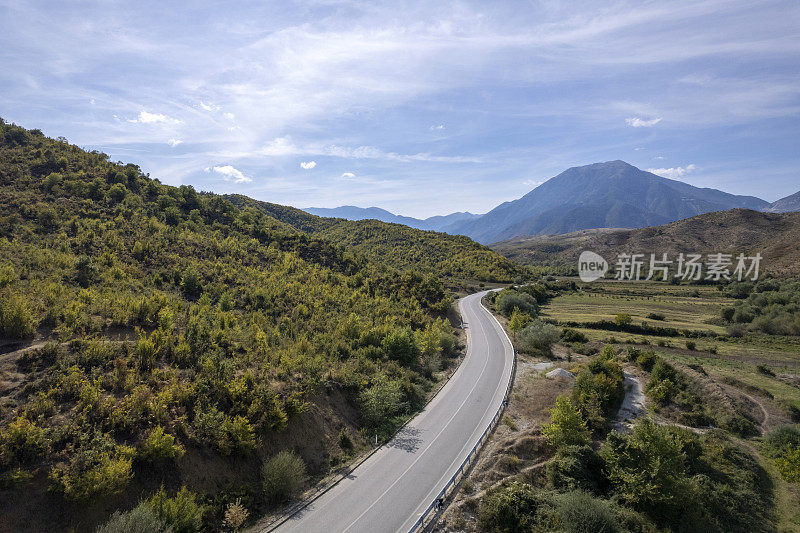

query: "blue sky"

left=1, top=0, right=798, bottom=217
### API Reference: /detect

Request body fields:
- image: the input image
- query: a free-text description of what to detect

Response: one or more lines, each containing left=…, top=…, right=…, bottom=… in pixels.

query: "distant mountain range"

left=491, top=209, right=800, bottom=277
left=309, top=161, right=798, bottom=244
left=765, top=190, right=800, bottom=213
left=303, top=206, right=480, bottom=232
left=445, top=161, right=770, bottom=243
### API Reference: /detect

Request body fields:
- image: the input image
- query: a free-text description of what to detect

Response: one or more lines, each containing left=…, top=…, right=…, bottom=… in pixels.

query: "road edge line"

left=253, top=296, right=473, bottom=533
left=407, top=290, right=517, bottom=533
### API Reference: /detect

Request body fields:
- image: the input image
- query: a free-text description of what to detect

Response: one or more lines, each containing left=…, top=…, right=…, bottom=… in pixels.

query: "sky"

left=1, top=0, right=798, bottom=218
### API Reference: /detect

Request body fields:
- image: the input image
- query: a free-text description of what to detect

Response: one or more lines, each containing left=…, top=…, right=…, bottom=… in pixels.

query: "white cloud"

left=167, top=139, right=183, bottom=147
left=341, top=172, right=356, bottom=179
left=207, top=165, right=251, bottom=183
left=625, top=117, right=662, bottom=127
left=257, top=136, right=481, bottom=163
left=223, top=112, right=235, bottom=119
left=430, top=124, right=445, bottom=130
left=647, top=164, right=696, bottom=180
left=523, top=179, right=544, bottom=187
left=300, top=161, right=316, bottom=169
left=199, top=101, right=219, bottom=112
left=129, top=110, right=182, bottom=124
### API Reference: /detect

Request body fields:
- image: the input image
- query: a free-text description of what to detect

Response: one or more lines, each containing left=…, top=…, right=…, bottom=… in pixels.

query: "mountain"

left=229, top=197, right=527, bottom=283
left=765, top=190, right=800, bottom=213
left=304, top=205, right=480, bottom=232
left=491, top=209, right=800, bottom=277
left=445, top=161, right=769, bottom=244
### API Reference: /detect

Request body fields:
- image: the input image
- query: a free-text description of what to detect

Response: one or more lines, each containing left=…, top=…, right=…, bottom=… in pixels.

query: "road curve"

left=272, top=290, right=514, bottom=533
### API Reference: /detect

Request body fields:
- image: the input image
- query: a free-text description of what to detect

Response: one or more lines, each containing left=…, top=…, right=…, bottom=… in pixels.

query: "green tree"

left=543, top=396, right=590, bottom=448
left=601, top=419, right=689, bottom=519
left=614, top=313, right=632, bottom=327
left=95, top=503, right=172, bottom=533
left=508, top=307, right=532, bottom=332
left=360, top=379, right=407, bottom=427
left=516, top=320, right=560, bottom=357
left=137, top=426, right=185, bottom=463
left=148, top=486, right=204, bottom=533
left=382, top=328, right=419, bottom=365
left=180, top=266, right=202, bottom=298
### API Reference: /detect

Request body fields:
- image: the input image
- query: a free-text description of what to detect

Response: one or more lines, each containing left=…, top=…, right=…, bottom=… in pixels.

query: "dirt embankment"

left=434, top=344, right=585, bottom=532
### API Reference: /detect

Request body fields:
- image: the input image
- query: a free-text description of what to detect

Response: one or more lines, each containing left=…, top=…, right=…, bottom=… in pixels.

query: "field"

left=436, top=278, right=800, bottom=532
left=542, top=280, right=800, bottom=412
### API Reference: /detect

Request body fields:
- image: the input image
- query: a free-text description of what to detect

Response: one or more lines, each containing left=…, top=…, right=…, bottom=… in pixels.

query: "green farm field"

left=541, top=279, right=800, bottom=412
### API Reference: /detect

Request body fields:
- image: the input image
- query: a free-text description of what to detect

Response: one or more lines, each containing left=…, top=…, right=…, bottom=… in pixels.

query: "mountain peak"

left=445, top=161, right=769, bottom=243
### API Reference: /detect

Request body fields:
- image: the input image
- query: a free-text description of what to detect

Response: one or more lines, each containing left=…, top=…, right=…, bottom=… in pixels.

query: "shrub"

left=572, top=353, right=624, bottom=429
left=543, top=396, right=590, bottom=448
left=261, top=450, right=307, bottom=503
left=556, top=490, right=619, bottom=533
left=359, top=378, right=407, bottom=427
left=645, top=313, right=665, bottom=321
left=547, top=445, right=607, bottom=494
left=508, top=308, right=533, bottom=332
left=95, top=503, right=172, bottom=533
left=180, top=266, right=202, bottom=298
left=496, top=290, right=538, bottom=317
left=635, top=350, right=657, bottom=372
left=0, top=264, right=16, bottom=288
left=49, top=436, right=134, bottom=501
left=720, top=414, right=758, bottom=437
left=762, top=424, right=800, bottom=456
left=516, top=320, right=561, bottom=357
left=646, top=359, right=680, bottom=406
left=720, top=307, right=735, bottom=322
left=0, top=292, right=35, bottom=338
left=382, top=328, right=419, bottom=365
left=193, top=406, right=256, bottom=455
left=685, top=340, right=696, bottom=351
left=561, top=328, right=588, bottom=343
left=478, top=481, right=554, bottom=532
left=138, top=426, right=185, bottom=462
left=222, top=498, right=249, bottom=531
left=601, top=419, right=690, bottom=522
left=762, top=424, right=800, bottom=482
left=773, top=446, right=800, bottom=483
left=149, top=486, right=204, bottom=533
left=614, top=314, right=632, bottom=327
left=338, top=429, right=352, bottom=450
left=0, top=416, right=50, bottom=465
left=756, top=364, right=775, bottom=377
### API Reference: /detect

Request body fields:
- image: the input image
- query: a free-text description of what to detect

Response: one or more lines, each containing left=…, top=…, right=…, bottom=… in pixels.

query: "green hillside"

left=227, top=195, right=528, bottom=283
left=0, top=121, right=463, bottom=530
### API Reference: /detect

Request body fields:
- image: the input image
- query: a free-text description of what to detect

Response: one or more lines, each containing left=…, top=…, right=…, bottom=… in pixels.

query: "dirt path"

left=612, top=369, right=646, bottom=431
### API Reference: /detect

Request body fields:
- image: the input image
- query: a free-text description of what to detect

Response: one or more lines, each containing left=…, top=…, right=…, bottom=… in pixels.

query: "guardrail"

left=407, top=344, right=517, bottom=533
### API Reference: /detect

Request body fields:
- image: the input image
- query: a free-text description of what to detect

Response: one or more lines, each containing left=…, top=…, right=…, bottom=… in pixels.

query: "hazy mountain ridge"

left=491, top=209, right=800, bottom=277
left=765, top=190, right=800, bottom=213
left=303, top=205, right=480, bottom=232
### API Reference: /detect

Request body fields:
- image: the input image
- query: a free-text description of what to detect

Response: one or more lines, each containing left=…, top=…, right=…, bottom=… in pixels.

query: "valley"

left=1, top=121, right=798, bottom=533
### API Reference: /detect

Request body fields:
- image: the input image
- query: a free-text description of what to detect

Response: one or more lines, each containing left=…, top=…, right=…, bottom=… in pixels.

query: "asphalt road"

left=272, top=290, right=515, bottom=533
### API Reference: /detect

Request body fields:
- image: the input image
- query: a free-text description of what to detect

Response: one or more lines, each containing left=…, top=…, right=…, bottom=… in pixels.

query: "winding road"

left=272, top=290, right=515, bottom=533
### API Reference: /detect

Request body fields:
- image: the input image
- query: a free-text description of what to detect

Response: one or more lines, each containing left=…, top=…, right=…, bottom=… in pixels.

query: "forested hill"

left=0, top=120, right=466, bottom=531
left=227, top=195, right=528, bottom=283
